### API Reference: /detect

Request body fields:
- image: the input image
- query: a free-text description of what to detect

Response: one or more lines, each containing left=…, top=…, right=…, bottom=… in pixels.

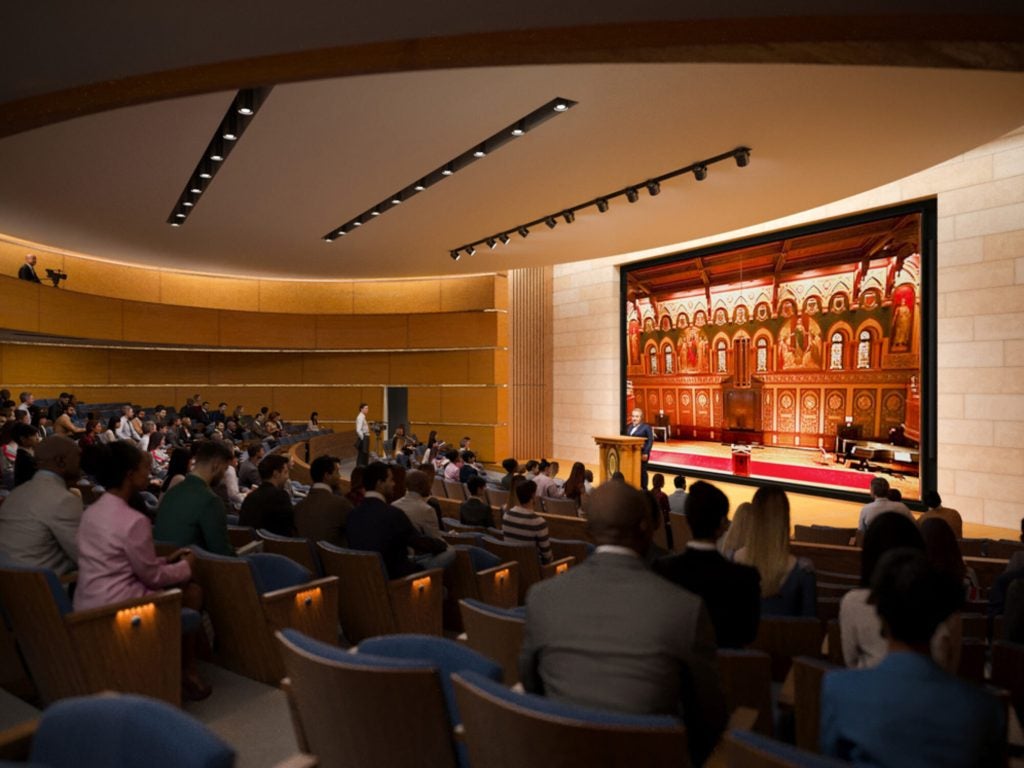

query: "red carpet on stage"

left=649, top=449, right=874, bottom=492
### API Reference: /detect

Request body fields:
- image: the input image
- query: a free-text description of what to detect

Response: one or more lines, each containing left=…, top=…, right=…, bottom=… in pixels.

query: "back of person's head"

left=405, top=469, right=431, bottom=497
left=887, top=488, right=903, bottom=502
left=746, top=485, right=792, bottom=596
left=35, top=435, right=80, bottom=476
left=165, top=447, right=191, bottom=478
left=721, top=501, right=752, bottom=554
left=674, top=475, right=687, bottom=490
left=362, top=461, right=390, bottom=493
left=922, top=490, right=941, bottom=508
left=349, top=465, right=364, bottom=490
left=651, top=473, right=665, bottom=490
left=685, top=481, right=729, bottom=540
left=502, top=457, right=518, bottom=473
left=870, top=476, right=890, bottom=499
left=258, top=453, right=289, bottom=480
left=870, top=548, right=962, bottom=646
left=461, top=450, right=475, bottom=464
left=467, top=474, right=487, bottom=496
left=12, top=422, right=37, bottom=446
left=515, top=479, right=537, bottom=506
left=247, top=441, right=265, bottom=460
left=309, top=455, right=338, bottom=484
left=584, top=469, right=594, bottom=482
left=193, top=441, right=232, bottom=467
left=96, top=441, right=145, bottom=490
left=861, top=511, right=924, bottom=587
left=147, top=432, right=165, bottom=452
left=538, top=459, right=550, bottom=474
left=920, top=517, right=967, bottom=587
left=587, top=482, right=650, bottom=551
left=446, top=448, right=460, bottom=463
left=610, top=471, right=625, bottom=482
left=524, top=460, right=539, bottom=473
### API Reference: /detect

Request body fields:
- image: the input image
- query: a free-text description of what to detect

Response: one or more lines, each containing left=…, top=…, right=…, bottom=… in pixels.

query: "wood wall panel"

left=38, top=288, right=123, bottom=340
left=390, top=351, right=467, bottom=385
left=464, top=350, right=500, bottom=385
left=509, top=267, right=552, bottom=459
left=271, top=387, right=352, bottom=422
left=441, top=387, right=498, bottom=424
left=108, top=349, right=209, bottom=385
left=159, top=273, right=261, bottom=312
left=3, top=346, right=109, bottom=385
left=352, top=280, right=440, bottom=314
left=208, top=353, right=297, bottom=385
left=408, top=387, right=442, bottom=422
left=407, top=312, right=498, bottom=348
left=173, top=387, right=275, bottom=416
left=62, top=259, right=160, bottom=305
left=218, top=311, right=316, bottom=349
left=314, top=315, right=409, bottom=349
left=257, top=281, right=354, bottom=314
left=121, top=301, right=220, bottom=345
left=440, top=276, right=498, bottom=312
left=300, top=353, right=392, bottom=384
left=0, top=278, right=39, bottom=333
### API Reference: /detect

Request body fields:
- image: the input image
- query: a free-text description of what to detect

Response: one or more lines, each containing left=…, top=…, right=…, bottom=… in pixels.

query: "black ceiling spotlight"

left=466, top=244, right=476, bottom=256
left=562, top=210, right=575, bottom=224
left=222, top=114, right=240, bottom=142
left=625, top=187, right=639, bottom=203
left=499, top=233, right=511, bottom=245
left=517, top=225, right=529, bottom=238
left=693, top=164, right=708, bottom=181
left=208, top=139, right=226, bottom=163
left=553, top=99, right=570, bottom=112
left=511, top=120, right=526, bottom=137
left=596, top=198, right=609, bottom=213
left=441, top=162, right=455, bottom=177
left=734, top=148, right=751, bottom=167
left=414, top=179, right=428, bottom=191
left=181, top=192, right=199, bottom=208
left=236, top=91, right=256, bottom=116
left=197, top=161, right=214, bottom=180
left=486, top=237, right=498, bottom=249
left=473, top=143, right=487, bottom=158
left=450, top=250, right=461, bottom=261
left=391, top=192, right=403, bottom=205
left=370, top=206, right=381, bottom=217
left=545, top=216, right=558, bottom=229
left=646, top=180, right=661, bottom=196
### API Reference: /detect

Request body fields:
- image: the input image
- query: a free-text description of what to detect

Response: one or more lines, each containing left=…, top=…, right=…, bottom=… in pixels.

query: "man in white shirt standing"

left=355, top=403, right=370, bottom=467
left=858, top=476, right=912, bottom=534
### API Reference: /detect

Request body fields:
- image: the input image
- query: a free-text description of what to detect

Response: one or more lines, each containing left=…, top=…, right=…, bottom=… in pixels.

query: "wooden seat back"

left=442, top=479, right=467, bottom=500
left=789, top=542, right=860, bottom=578
left=227, top=525, right=258, bottom=549
left=991, top=640, right=1024, bottom=718
left=550, top=538, right=591, bottom=565
left=717, top=649, right=773, bottom=736
left=458, top=599, right=525, bottom=685
left=431, top=476, right=447, bottom=498
left=668, top=511, right=692, bottom=551
left=793, top=525, right=857, bottom=547
left=540, top=497, right=578, bottom=516
left=485, top=487, right=508, bottom=509
left=792, top=656, right=836, bottom=753
left=480, top=537, right=574, bottom=603
left=750, top=617, right=824, bottom=682
left=447, top=550, right=519, bottom=610
left=723, top=730, right=848, bottom=767
left=278, top=630, right=457, bottom=768
left=257, top=531, right=322, bottom=575
left=537, top=512, right=593, bottom=543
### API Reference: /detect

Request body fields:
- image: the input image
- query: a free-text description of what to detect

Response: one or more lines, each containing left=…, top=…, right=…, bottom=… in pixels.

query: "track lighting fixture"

left=444, top=144, right=751, bottom=260
left=323, top=96, right=578, bottom=243
left=370, top=207, right=381, bottom=217
left=467, top=245, right=476, bottom=256
left=208, top=141, right=225, bottom=162
left=170, top=221, right=181, bottom=227
left=486, top=237, right=498, bottom=249
left=222, top=115, right=239, bottom=141
left=352, top=220, right=362, bottom=227
left=197, top=162, right=213, bottom=180
left=236, top=91, right=255, bottom=116
left=450, top=250, right=461, bottom=261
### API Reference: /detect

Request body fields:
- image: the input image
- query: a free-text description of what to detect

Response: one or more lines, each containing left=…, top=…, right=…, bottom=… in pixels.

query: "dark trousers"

left=357, top=436, right=370, bottom=467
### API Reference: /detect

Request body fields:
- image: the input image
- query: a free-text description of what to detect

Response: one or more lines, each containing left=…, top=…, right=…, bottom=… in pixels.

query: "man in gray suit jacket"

left=519, top=481, right=727, bottom=765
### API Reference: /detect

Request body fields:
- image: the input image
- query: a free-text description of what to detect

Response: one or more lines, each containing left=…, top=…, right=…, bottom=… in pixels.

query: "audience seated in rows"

left=293, top=454, right=350, bottom=547
left=0, top=434, right=82, bottom=575
left=460, top=475, right=492, bottom=527
left=237, top=441, right=264, bottom=489
left=735, top=484, right=817, bottom=617
left=154, top=441, right=234, bottom=556
left=858, top=475, right=912, bottom=533
left=655, top=480, right=761, bottom=649
left=502, top=479, right=553, bottom=565
left=238, top=454, right=295, bottom=536
left=519, top=480, right=726, bottom=767
left=668, top=474, right=688, bottom=515
left=561, top=461, right=588, bottom=512
left=918, top=490, right=964, bottom=540
left=821, top=548, right=1004, bottom=767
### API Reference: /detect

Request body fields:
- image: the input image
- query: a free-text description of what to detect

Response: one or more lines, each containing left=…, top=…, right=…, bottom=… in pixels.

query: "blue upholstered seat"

left=0, top=559, right=71, bottom=615
left=727, top=729, right=851, bottom=767
left=461, top=597, right=527, bottom=620
left=243, top=552, right=311, bottom=593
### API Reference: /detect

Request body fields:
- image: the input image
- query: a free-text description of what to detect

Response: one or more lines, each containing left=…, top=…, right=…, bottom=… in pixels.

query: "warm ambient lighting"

left=116, top=602, right=156, bottom=629
left=167, top=87, right=271, bottom=227
left=321, top=97, right=577, bottom=243
left=412, top=576, right=432, bottom=593
left=494, top=568, right=510, bottom=585
left=295, top=587, right=322, bottom=608
left=555, top=562, right=570, bottom=575
left=448, top=145, right=751, bottom=260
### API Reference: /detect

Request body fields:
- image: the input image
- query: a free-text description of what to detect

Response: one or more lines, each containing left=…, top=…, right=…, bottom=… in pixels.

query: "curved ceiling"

left=1, top=8, right=1023, bottom=280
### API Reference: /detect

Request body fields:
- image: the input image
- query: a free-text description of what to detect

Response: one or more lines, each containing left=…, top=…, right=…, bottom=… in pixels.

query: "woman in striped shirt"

left=501, top=479, right=553, bottom=564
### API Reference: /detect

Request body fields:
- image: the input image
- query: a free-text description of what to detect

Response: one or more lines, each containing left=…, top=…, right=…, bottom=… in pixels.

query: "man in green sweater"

left=155, top=441, right=235, bottom=556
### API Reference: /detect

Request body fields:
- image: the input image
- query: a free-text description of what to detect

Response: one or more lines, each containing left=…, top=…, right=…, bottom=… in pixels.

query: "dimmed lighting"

left=175, top=212, right=186, bottom=218
left=545, top=216, right=557, bottom=229
left=646, top=180, right=661, bottom=196
left=352, top=220, right=362, bottom=227
left=222, top=115, right=239, bottom=141
left=197, top=162, right=214, bottom=179
left=370, top=207, right=381, bottom=217
left=189, top=184, right=203, bottom=195
left=693, top=164, right=708, bottom=181
left=466, top=245, right=476, bottom=256
left=209, top=141, right=225, bottom=162
left=499, top=233, right=511, bottom=245
left=170, top=221, right=181, bottom=227
left=391, top=194, right=402, bottom=205
left=596, top=198, right=609, bottom=213
left=553, top=100, right=569, bottom=112
left=625, top=187, right=639, bottom=203
left=236, top=91, right=255, bottom=116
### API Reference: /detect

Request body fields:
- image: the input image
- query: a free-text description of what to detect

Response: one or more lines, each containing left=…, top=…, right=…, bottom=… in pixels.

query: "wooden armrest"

left=386, top=568, right=444, bottom=593
left=64, top=588, right=182, bottom=626
left=261, top=576, right=338, bottom=603
left=271, top=754, right=319, bottom=768
left=540, top=556, right=575, bottom=579
left=0, top=719, right=37, bottom=761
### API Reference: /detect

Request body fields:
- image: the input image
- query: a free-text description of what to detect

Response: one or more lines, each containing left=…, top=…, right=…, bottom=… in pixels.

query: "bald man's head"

left=35, top=435, right=81, bottom=481
left=586, top=481, right=652, bottom=553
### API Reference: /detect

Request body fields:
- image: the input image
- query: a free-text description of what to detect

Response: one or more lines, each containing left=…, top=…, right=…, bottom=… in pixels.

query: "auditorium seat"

left=442, top=518, right=489, bottom=536
left=717, top=649, right=774, bottom=736
left=791, top=656, right=837, bottom=753
left=458, top=598, right=526, bottom=685
left=443, top=479, right=468, bottom=501
left=452, top=669, right=689, bottom=768
left=227, top=525, right=259, bottom=550
left=485, top=487, right=508, bottom=510
left=316, top=542, right=443, bottom=642
left=668, top=511, right=692, bottom=551
left=192, top=549, right=339, bottom=685
left=432, top=476, right=447, bottom=499
left=723, top=729, right=850, bottom=767
left=750, top=617, right=825, bottom=683
left=549, top=537, right=594, bottom=564
left=793, top=525, right=857, bottom=547
left=256, top=530, right=323, bottom=576
left=539, top=497, right=577, bottom=516
left=0, top=560, right=183, bottom=705
left=478, top=536, right=575, bottom=604
left=446, top=548, right=519, bottom=612
left=277, top=628, right=463, bottom=768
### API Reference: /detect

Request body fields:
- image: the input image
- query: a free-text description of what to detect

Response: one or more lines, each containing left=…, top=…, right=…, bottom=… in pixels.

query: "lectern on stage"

left=594, top=435, right=647, bottom=487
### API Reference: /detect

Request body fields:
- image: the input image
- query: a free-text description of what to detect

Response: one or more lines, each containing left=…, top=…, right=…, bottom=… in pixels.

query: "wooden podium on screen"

left=594, top=435, right=647, bottom=487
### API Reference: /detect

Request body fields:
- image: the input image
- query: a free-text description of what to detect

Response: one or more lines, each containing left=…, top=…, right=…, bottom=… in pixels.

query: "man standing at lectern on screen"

left=627, top=408, right=654, bottom=489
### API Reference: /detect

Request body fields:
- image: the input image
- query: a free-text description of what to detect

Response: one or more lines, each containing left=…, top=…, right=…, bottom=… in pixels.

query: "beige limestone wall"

left=552, top=126, right=1024, bottom=530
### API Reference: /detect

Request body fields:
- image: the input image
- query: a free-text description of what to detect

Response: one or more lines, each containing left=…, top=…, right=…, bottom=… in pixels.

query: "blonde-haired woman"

left=735, top=484, right=817, bottom=617
left=720, top=501, right=753, bottom=560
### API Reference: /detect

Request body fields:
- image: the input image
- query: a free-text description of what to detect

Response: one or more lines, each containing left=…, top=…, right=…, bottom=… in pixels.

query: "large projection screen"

left=621, top=201, right=937, bottom=504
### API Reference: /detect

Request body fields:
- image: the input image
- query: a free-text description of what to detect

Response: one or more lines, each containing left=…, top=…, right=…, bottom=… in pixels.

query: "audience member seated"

left=0, top=435, right=82, bottom=576
left=116, top=405, right=141, bottom=444
left=499, top=457, right=520, bottom=490
left=393, top=469, right=444, bottom=538
left=238, top=454, right=295, bottom=536
left=11, top=422, right=40, bottom=488
left=502, top=480, right=553, bottom=565
left=53, top=403, right=85, bottom=438
left=442, top=448, right=462, bottom=481
left=736, top=485, right=817, bottom=617
left=917, top=490, right=963, bottom=541
left=161, top=447, right=192, bottom=495
left=642, top=490, right=670, bottom=562
left=561, top=461, right=588, bottom=514
left=668, top=474, right=688, bottom=515
left=154, top=441, right=234, bottom=556
left=858, top=476, right=912, bottom=533
left=821, top=548, right=1003, bottom=767
left=459, top=475, right=493, bottom=527
left=649, top=473, right=672, bottom=545
left=655, top=480, right=761, bottom=648
left=293, top=454, right=350, bottom=547
left=346, top=462, right=450, bottom=578
left=237, top=441, right=264, bottom=489
left=533, top=459, right=562, bottom=499
left=73, top=441, right=211, bottom=700
left=519, top=480, right=726, bottom=766
left=458, top=450, right=480, bottom=483
left=840, top=512, right=958, bottom=672
left=921, top=516, right=979, bottom=601
left=523, top=459, right=540, bottom=481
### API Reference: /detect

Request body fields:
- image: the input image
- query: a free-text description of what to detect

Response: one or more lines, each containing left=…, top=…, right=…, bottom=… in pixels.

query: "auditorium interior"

left=1, top=5, right=1024, bottom=766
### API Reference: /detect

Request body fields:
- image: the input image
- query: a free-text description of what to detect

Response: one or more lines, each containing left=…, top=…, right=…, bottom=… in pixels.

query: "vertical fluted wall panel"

left=509, top=267, right=553, bottom=459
